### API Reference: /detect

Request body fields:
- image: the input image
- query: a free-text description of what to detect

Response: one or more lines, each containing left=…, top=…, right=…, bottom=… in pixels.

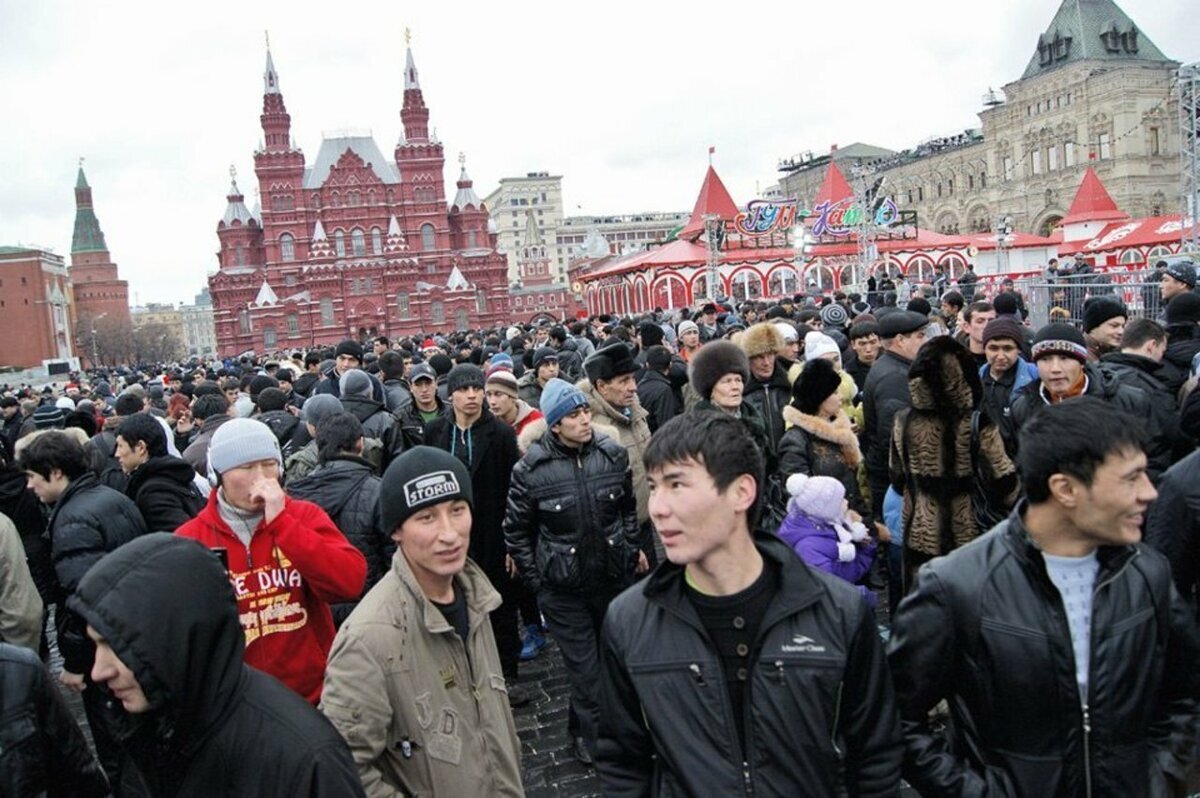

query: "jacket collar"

left=1002, top=500, right=1136, bottom=577
left=390, top=549, right=501, bottom=635
left=581, top=379, right=648, bottom=426
left=642, top=530, right=826, bottom=624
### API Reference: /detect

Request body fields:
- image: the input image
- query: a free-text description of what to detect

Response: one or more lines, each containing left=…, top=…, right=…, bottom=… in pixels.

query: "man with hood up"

left=70, top=533, right=365, bottom=796
left=338, top=368, right=407, bottom=467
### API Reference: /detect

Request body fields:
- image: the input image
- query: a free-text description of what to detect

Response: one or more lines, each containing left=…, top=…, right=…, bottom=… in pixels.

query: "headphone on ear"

left=206, top=459, right=220, bottom=489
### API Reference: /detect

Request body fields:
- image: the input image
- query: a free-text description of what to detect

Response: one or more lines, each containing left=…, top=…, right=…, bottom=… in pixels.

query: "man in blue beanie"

left=504, top=378, right=646, bottom=765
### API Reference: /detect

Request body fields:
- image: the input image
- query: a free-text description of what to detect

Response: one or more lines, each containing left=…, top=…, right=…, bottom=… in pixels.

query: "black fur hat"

left=584, top=341, right=636, bottom=383
left=688, top=341, right=750, bottom=401
left=791, top=357, right=843, bottom=416
left=907, top=334, right=982, bottom=413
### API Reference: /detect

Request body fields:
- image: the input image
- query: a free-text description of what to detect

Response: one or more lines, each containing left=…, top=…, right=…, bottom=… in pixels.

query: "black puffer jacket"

left=635, top=369, right=679, bottom=433
left=503, top=428, right=639, bottom=594
left=777, top=405, right=871, bottom=523
left=888, top=508, right=1200, bottom=798
left=47, top=472, right=146, bottom=674
left=286, top=456, right=389, bottom=626
left=597, top=531, right=902, bottom=796
left=742, top=357, right=793, bottom=455
left=1160, top=329, right=1200, bottom=397
left=67, top=534, right=364, bottom=797
left=0, top=642, right=108, bottom=797
left=125, top=455, right=204, bottom=533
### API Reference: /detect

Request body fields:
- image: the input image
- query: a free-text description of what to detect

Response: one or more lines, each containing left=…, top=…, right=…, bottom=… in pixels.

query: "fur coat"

left=777, top=405, right=870, bottom=523
left=888, top=336, right=1018, bottom=558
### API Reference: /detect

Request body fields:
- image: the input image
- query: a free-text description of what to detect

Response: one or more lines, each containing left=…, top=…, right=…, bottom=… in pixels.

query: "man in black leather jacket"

left=596, top=412, right=902, bottom=796
left=889, top=398, right=1200, bottom=797
left=504, top=377, right=646, bottom=765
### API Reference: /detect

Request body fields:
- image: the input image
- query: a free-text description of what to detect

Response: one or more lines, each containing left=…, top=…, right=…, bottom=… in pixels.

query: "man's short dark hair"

left=220, top=378, right=240, bottom=393
left=17, top=431, right=90, bottom=480
left=117, top=413, right=168, bottom=458
left=549, top=326, right=568, bottom=344
left=191, top=393, right=229, bottom=421
left=1017, top=397, right=1148, bottom=503
left=848, top=321, right=881, bottom=341
left=256, top=387, right=288, bottom=413
left=963, top=301, right=994, bottom=322
left=644, top=412, right=764, bottom=530
left=305, top=351, right=323, bottom=368
left=113, top=393, right=144, bottom=418
left=1121, top=318, right=1166, bottom=351
left=375, top=336, right=390, bottom=348
left=379, top=350, right=406, bottom=380
left=941, top=291, right=964, bottom=310
left=316, top=412, right=364, bottom=464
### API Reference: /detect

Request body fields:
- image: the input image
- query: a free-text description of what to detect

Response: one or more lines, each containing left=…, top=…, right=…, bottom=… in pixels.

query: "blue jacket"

left=978, top=358, right=1037, bottom=394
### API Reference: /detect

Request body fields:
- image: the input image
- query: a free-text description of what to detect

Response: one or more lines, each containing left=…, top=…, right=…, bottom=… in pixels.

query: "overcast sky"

left=0, top=0, right=1192, bottom=305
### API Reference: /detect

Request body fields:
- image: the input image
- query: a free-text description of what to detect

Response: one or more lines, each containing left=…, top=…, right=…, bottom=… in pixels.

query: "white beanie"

left=55, top=396, right=76, bottom=410
left=774, top=322, right=799, bottom=344
left=803, top=331, right=840, bottom=363
left=677, top=320, right=700, bottom=336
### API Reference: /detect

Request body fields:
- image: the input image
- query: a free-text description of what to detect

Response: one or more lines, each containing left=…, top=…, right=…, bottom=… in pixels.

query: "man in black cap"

left=1161, top=292, right=1200, bottom=396
left=1160, top=260, right=1196, bottom=310
left=979, top=316, right=1039, bottom=456
left=863, top=310, right=928, bottom=518
left=517, top=347, right=559, bottom=409
left=697, top=303, right=720, bottom=342
left=1082, top=296, right=1127, bottom=361
left=312, top=339, right=385, bottom=401
left=1010, top=323, right=1153, bottom=451
left=580, top=341, right=656, bottom=559
left=423, top=364, right=526, bottom=704
left=399, top=362, right=444, bottom=428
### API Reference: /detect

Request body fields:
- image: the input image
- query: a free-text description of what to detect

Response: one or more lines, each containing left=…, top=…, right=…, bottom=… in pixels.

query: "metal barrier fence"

left=1007, top=272, right=1164, bottom=329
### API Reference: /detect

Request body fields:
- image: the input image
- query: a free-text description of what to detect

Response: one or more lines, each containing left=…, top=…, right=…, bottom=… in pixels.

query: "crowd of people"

left=1, top=259, right=1198, bottom=796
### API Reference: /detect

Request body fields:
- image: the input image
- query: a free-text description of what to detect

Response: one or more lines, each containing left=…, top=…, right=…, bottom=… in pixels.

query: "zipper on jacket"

left=829, top=681, right=844, bottom=758
left=1081, top=702, right=1093, bottom=798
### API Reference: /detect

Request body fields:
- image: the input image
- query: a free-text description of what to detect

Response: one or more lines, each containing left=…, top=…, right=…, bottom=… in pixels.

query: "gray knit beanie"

left=301, top=394, right=343, bottom=426
left=339, top=368, right=373, bottom=399
left=206, top=418, right=283, bottom=482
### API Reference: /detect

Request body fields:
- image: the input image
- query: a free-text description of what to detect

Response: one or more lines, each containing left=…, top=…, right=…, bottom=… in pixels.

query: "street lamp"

left=994, top=215, right=1015, bottom=275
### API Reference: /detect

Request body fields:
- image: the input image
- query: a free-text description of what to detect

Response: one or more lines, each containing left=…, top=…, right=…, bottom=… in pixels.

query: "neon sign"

left=734, top=199, right=800, bottom=236
left=811, top=197, right=901, bottom=238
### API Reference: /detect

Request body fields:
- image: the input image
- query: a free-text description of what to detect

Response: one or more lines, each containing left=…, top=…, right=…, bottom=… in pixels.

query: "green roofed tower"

left=1022, top=0, right=1172, bottom=79
left=69, top=162, right=131, bottom=331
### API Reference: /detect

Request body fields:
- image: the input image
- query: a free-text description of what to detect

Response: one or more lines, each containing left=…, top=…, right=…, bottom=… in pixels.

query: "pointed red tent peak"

left=679, top=166, right=740, bottom=240
left=1059, top=167, right=1129, bottom=226
left=812, top=161, right=854, bottom=207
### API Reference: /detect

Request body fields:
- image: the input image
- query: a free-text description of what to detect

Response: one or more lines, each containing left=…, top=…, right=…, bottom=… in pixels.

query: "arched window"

left=287, top=314, right=300, bottom=336
left=476, top=289, right=487, bottom=313
left=235, top=245, right=246, bottom=266
left=397, top=292, right=410, bottom=317
left=768, top=267, right=798, bottom=297
left=280, top=233, right=295, bottom=262
left=455, top=308, right=469, bottom=330
left=334, top=231, right=346, bottom=258
left=1119, top=249, right=1143, bottom=265
left=320, top=296, right=334, bottom=325
left=431, top=301, right=445, bottom=325
left=467, top=230, right=477, bottom=249
left=347, top=190, right=361, bottom=207
left=238, top=309, right=251, bottom=334
left=263, top=328, right=277, bottom=349
left=421, top=224, right=436, bottom=251
left=371, top=227, right=383, bottom=255
left=352, top=229, right=366, bottom=257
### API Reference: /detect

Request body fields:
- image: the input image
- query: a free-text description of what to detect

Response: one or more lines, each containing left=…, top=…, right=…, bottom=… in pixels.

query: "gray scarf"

left=217, top=490, right=263, bottom=549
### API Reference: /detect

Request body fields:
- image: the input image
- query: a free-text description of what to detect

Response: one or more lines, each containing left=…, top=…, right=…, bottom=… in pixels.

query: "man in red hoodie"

left=176, top=417, right=366, bottom=704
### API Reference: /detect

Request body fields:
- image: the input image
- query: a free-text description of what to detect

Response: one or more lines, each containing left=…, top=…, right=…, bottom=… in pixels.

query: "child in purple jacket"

left=777, top=473, right=877, bottom=607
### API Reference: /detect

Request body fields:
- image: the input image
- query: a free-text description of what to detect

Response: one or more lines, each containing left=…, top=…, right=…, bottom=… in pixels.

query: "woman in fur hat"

left=687, top=341, right=771, bottom=468
left=778, top=358, right=874, bottom=527
left=888, top=336, right=1018, bottom=592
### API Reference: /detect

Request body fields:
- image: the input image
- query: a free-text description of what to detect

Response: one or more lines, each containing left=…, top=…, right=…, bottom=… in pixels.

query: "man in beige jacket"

left=0, top=512, right=42, bottom=652
left=321, top=446, right=523, bottom=797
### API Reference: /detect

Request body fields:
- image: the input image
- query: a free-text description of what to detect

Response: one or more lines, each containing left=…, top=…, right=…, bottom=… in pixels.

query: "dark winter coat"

left=341, top=395, right=405, bottom=464
left=692, top=399, right=771, bottom=471
left=777, top=405, right=870, bottom=523
left=312, top=367, right=385, bottom=403
left=257, top=409, right=299, bottom=451
left=67, top=535, right=365, bottom=797
left=286, top=456, right=389, bottom=626
left=47, top=473, right=147, bottom=674
left=1010, top=363, right=1157, bottom=450
left=1100, top=351, right=1186, bottom=479
left=742, top=358, right=793, bottom=455
left=84, top=426, right=127, bottom=491
left=517, top=370, right=546, bottom=409
left=979, top=358, right=1038, bottom=456
left=635, top=369, right=680, bottom=433
left=888, top=509, right=1200, bottom=798
left=555, top=340, right=586, bottom=383
left=125, top=455, right=205, bottom=533
left=862, top=349, right=914, bottom=483
left=0, top=468, right=55, bottom=606
left=503, top=428, right=640, bottom=594
left=1160, top=329, right=1200, bottom=398
left=596, top=531, right=902, bottom=797
left=0, top=642, right=108, bottom=797
left=382, top=377, right=412, bottom=414
left=889, top=337, right=1018, bottom=559
left=1144, top=449, right=1200, bottom=617
left=424, top=409, right=520, bottom=581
